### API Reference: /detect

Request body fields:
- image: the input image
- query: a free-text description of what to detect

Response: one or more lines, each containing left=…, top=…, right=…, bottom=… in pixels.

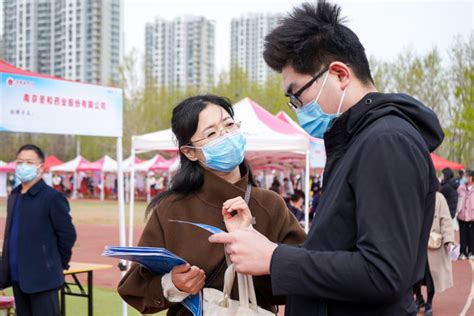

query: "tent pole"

left=128, top=147, right=136, bottom=249
left=72, top=171, right=78, bottom=199
left=116, top=137, right=128, bottom=316
left=100, top=172, right=105, bottom=201
left=304, top=150, right=310, bottom=233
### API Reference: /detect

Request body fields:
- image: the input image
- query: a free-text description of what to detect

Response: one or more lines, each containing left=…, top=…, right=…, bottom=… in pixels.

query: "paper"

left=103, top=221, right=224, bottom=316
left=168, top=219, right=225, bottom=234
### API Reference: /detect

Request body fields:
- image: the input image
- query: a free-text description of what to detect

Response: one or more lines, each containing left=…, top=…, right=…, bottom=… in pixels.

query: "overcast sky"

left=124, top=0, right=473, bottom=80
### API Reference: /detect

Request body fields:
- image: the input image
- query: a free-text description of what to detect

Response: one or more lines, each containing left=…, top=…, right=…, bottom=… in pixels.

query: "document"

left=103, top=220, right=225, bottom=316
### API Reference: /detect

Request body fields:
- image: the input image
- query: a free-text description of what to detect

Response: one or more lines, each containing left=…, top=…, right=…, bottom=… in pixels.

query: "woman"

left=118, top=95, right=306, bottom=315
left=457, top=170, right=474, bottom=259
left=414, top=188, right=455, bottom=315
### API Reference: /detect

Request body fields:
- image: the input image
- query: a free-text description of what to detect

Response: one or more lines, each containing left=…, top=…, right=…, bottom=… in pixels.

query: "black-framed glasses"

left=285, top=66, right=329, bottom=110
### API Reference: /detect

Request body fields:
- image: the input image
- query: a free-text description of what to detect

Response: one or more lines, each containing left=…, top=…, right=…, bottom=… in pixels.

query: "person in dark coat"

left=0, top=144, right=76, bottom=316
left=209, top=1, right=444, bottom=315
left=286, top=192, right=305, bottom=222
left=441, top=168, right=459, bottom=218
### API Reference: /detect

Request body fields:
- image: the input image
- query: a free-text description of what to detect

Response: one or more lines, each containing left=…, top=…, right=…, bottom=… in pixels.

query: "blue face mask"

left=16, top=163, right=39, bottom=183
left=295, top=71, right=347, bottom=139
left=195, top=131, right=247, bottom=173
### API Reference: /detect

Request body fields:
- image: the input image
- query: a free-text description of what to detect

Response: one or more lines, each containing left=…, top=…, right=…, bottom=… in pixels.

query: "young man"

left=210, top=1, right=444, bottom=315
left=0, top=144, right=76, bottom=316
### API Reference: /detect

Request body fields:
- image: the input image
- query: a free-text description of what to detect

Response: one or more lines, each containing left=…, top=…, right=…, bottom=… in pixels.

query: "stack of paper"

left=103, top=220, right=225, bottom=316
left=103, top=246, right=201, bottom=316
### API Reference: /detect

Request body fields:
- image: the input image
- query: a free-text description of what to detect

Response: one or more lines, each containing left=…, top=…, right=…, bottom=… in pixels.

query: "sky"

left=124, top=0, right=473, bottom=82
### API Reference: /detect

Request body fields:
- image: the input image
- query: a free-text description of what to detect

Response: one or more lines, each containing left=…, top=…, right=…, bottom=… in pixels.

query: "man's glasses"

left=285, top=66, right=329, bottom=110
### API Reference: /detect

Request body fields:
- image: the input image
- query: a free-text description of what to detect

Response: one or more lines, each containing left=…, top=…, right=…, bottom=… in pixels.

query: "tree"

left=445, top=33, right=474, bottom=167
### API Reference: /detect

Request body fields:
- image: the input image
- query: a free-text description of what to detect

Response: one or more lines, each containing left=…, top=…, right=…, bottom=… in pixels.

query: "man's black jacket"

left=271, top=93, right=444, bottom=316
left=0, top=180, right=76, bottom=293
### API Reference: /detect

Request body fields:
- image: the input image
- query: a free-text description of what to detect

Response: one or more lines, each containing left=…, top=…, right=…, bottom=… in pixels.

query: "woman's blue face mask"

left=190, top=131, right=247, bottom=173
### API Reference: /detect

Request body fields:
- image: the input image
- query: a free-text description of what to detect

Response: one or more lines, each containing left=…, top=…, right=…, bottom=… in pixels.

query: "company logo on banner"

left=0, top=73, right=123, bottom=137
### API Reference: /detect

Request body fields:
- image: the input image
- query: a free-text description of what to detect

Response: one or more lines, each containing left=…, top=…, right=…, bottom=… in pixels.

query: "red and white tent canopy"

left=0, top=155, right=64, bottom=172
left=431, top=154, right=464, bottom=171
left=0, top=161, right=16, bottom=173
left=77, top=155, right=118, bottom=173
left=50, top=156, right=89, bottom=173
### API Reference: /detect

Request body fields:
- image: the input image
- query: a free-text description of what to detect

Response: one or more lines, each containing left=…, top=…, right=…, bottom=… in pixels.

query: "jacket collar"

left=196, top=164, right=249, bottom=208
left=13, top=179, right=47, bottom=197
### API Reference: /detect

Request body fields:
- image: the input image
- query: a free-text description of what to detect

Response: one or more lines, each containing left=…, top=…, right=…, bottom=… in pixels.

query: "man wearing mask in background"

left=0, top=144, right=76, bottom=316
left=210, top=1, right=444, bottom=315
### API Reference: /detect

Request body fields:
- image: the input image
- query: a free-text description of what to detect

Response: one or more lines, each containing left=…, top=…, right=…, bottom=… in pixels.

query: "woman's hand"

left=171, top=263, right=206, bottom=295
left=222, top=196, right=253, bottom=232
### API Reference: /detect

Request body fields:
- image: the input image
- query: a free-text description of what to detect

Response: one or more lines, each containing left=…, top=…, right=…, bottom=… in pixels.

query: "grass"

left=3, top=286, right=167, bottom=316
left=0, top=198, right=149, bottom=226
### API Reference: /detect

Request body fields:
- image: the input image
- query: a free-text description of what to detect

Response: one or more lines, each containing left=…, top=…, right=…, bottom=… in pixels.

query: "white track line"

left=460, top=260, right=474, bottom=316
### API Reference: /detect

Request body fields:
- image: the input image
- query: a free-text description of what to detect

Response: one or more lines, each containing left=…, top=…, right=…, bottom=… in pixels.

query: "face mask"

left=295, top=71, right=347, bottom=139
left=461, top=176, right=468, bottom=184
left=16, top=163, right=39, bottom=183
left=193, top=131, right=246, bottom=173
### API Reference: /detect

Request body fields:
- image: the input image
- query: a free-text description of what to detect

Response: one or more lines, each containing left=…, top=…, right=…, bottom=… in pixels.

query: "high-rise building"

left=145, top=16, right=215, bottom=90
left=231, top=13, right=281, bottom=83
left=3, top=0, right=122, bottom=85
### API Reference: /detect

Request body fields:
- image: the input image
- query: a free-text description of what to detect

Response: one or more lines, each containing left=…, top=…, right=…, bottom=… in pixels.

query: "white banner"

left=0, top=73, right=123, bottom=137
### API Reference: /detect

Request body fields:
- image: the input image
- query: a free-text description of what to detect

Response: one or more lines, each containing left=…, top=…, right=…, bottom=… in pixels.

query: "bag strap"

left=244, top=183, right=252, bottom=204
left=222, top=264, right=259, bottom=310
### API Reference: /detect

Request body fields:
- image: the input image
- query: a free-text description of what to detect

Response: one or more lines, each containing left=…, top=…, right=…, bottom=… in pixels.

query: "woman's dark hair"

left=467, top=170, right=474, bottom=180
left=146, top=95, right=256, bottom=217
left=270, top=179, right=281, bottom=188
left=263, top=0, right=374, bottom=86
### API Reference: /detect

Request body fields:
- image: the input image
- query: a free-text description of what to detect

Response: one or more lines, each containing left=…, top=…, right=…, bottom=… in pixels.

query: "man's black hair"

left=263, top=0, right=374, bottom=85
left=16, top=144, right=45, bottom=163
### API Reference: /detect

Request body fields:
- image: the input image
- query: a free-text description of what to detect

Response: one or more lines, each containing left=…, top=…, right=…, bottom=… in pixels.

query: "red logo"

left=6, top=77, right=34, bottom=87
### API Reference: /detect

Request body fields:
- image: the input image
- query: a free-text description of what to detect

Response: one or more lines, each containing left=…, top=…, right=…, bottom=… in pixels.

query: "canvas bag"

left=202, top=183, right=273, bottom=315
left=202, top=263, right=274, bottom=316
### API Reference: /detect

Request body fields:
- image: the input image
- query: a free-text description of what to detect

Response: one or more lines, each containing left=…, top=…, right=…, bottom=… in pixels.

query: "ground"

left=0, top=198, right=472, bottom=316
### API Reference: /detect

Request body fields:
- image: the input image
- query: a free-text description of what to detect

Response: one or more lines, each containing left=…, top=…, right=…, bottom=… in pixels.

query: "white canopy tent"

left=128, top=98, right=312, bottom=245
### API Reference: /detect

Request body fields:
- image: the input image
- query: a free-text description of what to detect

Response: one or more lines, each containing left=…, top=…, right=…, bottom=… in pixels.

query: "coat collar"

left=196, top=164, right=249, bottom=208
left=12, top=179, right=47, bottom=197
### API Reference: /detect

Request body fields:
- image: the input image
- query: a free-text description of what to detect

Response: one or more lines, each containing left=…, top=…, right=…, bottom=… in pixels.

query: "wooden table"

left=62, top=262, right=112, bottom=316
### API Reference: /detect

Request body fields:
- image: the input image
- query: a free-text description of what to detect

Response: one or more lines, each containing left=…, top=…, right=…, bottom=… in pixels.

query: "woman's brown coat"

left=118, top=168, right=306, bottom=315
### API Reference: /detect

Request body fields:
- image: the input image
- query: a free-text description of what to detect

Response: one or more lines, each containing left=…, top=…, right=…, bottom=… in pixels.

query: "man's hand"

left=208, top=227, right=278, bottom=275
left=171, top=263, right=206, bottom=294
left=222, top=196, right=253, bottom=232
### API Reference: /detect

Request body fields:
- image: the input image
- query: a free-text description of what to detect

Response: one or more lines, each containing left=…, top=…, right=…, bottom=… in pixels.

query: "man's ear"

left=38, top=163, right=45, bottom=175
left=180, top=146, right=198, bottom=162
left=329, top=61, right=351, bottom=90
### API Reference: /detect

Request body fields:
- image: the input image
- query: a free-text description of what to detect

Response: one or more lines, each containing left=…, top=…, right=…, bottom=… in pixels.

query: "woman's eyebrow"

left=201, top=116, right=233, bottom=131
